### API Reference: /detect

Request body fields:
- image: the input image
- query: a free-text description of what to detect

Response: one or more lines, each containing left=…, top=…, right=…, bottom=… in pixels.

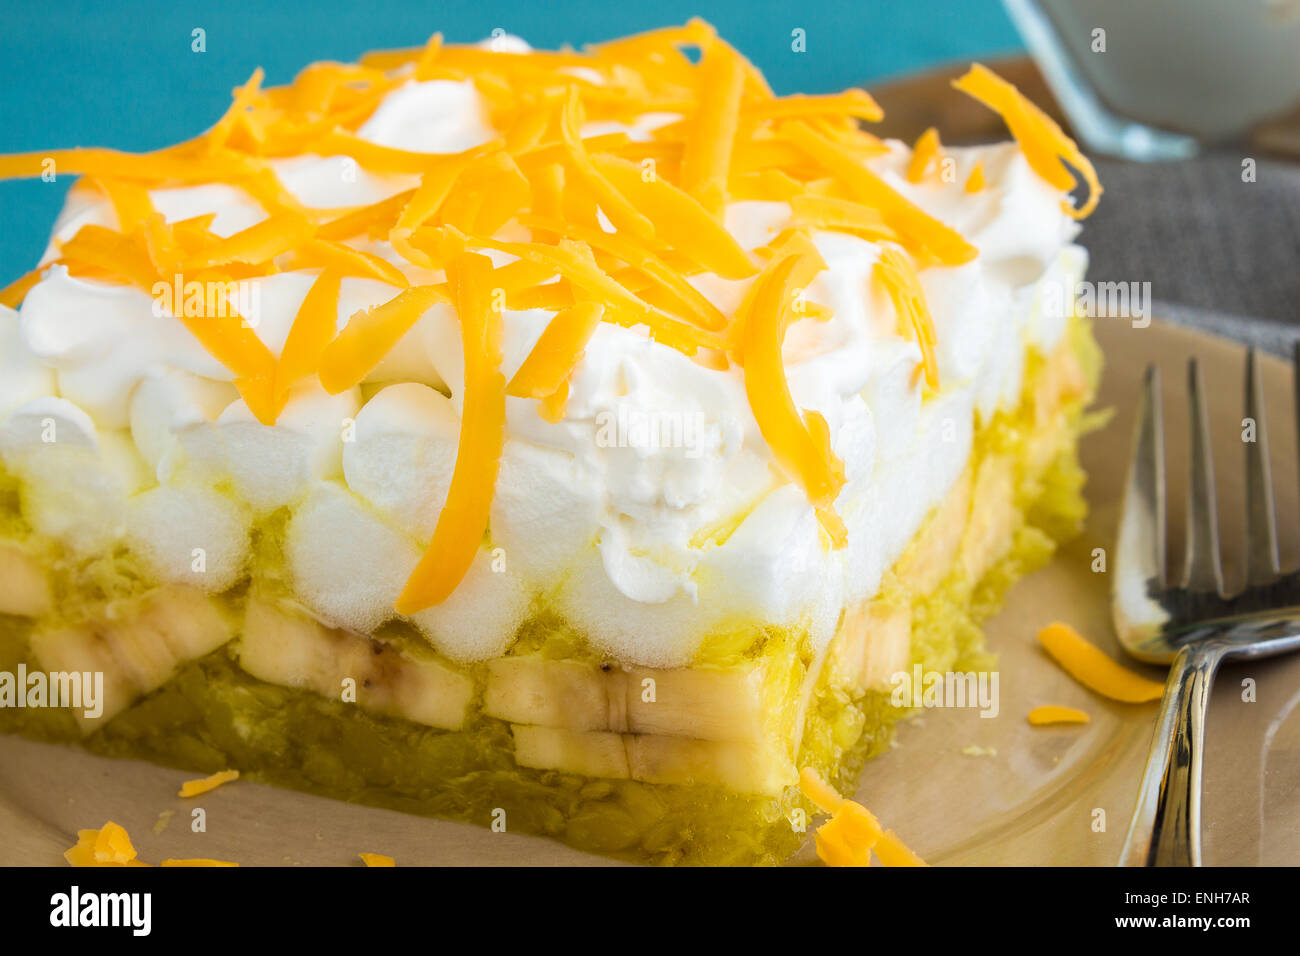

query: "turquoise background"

left=0, top=0, right=1021, bottom=281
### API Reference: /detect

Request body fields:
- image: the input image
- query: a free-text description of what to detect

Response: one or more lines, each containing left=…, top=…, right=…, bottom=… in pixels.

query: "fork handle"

left=1119, top=641, right=1225, bottom=866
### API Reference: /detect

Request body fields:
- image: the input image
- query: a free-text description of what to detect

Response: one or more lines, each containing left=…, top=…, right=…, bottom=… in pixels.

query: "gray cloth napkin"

left=1083, top=150, right=1300, bottom=355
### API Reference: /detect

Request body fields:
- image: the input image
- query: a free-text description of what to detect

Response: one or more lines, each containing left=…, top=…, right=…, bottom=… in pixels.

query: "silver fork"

left=1113, top=347, right=1300, bottom=867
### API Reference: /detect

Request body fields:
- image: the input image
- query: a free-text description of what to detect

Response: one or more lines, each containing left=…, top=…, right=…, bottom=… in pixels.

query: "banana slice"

left=509, top=725, right=795, bottom=794
left=236, top=597, right=474, bottom=731
left=29, top=585, right=231, bottom=731
left=485, top=653, right=792, bottom=743
left=0, top=542, right=52, bottom=618
left=512, top=725, right=631, bottom=779
left=484, top=656, right=616, bottom=731
left=626, top=734, right=795, bottom=794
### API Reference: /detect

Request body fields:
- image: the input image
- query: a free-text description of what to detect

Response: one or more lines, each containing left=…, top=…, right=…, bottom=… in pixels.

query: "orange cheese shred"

left=470, top=237, right=721, bottom=354
left=160, top=858, right=240, bottom=867
left=589, top=154, right=756, bottom=279
left=317, top=188, right=416, bottom=242
left=507, top=301, right=605, bottom=403
left=875, top=247, right=940, bottom=391
left=799, top=768, right=926, bottom=867
left=184, top=213, right=316, bottom=271
left=558, top=87, right=654, bottom=240
left=906, top=127, right=942, bottom=183
left=389, top=151, right=480, bottom=267
left=783, top=121, right=978, bottom=266
left=1037, top=622, right=1166, bottom=703
left=395, top=252, right=506, bottom=613
left=739, top=249, right=846, bottom=546
left=874, top=829, right=928, bottom=867
left=790, top=194, right=898, bottom=242
left=952, top=63, right=1102, bottom=219
left=94, top=177, right=156, bottom=233
left=415, top=32, right=444, bottom=81
left=744, top=90, right=883, bottom=123
left=64, top=822, right=149, bottom=868
left=275, top=269, right=343, bottom=407
left=965, top=160, right=986, bottom=193
left=318, top=283, right=448, bottom=394
left=287, top=239, right=408, bottom=287
left=0, top=267, right=46, bottom=309
left=523, top=214, right=726, bottom=332
left=63, top=821, right=238, bottom=867
left=1027, top=704, right=1091, bottom=726
left=178, top=768, right=241, bottom=798
left=58, top=225, right=160, bottom=292
left=359, top=852, right=397, bottom=867
left=206, top=69, right=266, bottom=153
left=679, top=38, right=745, bottom=215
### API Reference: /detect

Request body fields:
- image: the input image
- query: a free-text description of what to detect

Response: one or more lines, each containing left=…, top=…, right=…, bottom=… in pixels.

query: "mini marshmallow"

left=489, top=438, right=603, bottom=584
left=286, top=480, right=419, bottom=634
left=182, top=382, right=360, bottom=513
left=1, top=402, right=150, bottom=555
left=129, top=369, right=238, bottom=479
left=126, top=483, right=251, bottom=592
left=342, top=382, right=458, bottom=541
left=411, top=546, right=533, bottom=661
left=0, top=395, right=101, bottom=473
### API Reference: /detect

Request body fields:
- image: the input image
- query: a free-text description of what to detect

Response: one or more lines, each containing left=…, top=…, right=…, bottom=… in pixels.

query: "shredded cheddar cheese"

left=1027, top=704, right=1091, bottom=725
left=64, top=822, right=238, bottom=867
left=178, top=768, right=241, bottom=798
left=799, top=768, right=926, bottom=867
left=964, top=160, right=985, bottom=193
left=395, top=252, right=507, bottom=614
left=678, top=38, right=747, bottom=215
left=739, top=250, right=847, bottom=546
left=875, top=247, right=940, bottom=391
left=952, top=64, right=1102, bottom=219
left=906, top=127, right=942, bottom=183
left=0, top=24, right=1097, bottom=609
left=160, top=858, right=240, bottom=867
left=507, top=301, right=605, bottom=411
left=1037, top=622, right=1165, bottom=703
left=359, top=852, right=396, bottom=867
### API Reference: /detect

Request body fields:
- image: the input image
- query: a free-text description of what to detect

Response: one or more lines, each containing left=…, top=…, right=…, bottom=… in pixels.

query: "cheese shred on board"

left=799, top=767, right=926, bottom=867
left=1037, top=622, right=1165, bottom=703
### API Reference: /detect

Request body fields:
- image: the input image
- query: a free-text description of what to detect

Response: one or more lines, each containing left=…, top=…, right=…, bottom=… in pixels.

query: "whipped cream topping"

left=0, top=50, right=1087, bottom=667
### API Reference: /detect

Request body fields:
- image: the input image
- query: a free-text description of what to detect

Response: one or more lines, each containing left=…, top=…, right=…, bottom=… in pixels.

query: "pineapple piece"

left=0, top=542, right=52, bottom=618
left=236, top=597, right=474, bottom=731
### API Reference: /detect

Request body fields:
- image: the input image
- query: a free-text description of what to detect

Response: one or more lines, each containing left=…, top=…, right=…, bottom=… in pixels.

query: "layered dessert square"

left=0, top=20, right=1100, bottom=865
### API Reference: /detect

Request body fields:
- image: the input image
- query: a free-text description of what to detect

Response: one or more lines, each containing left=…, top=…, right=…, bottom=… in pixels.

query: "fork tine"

left=1182, top=358, right=1224, bottom=594
left=1117, top=364, right=1167, bottom=591
left=1243, top=348, right=1281, bottom=585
